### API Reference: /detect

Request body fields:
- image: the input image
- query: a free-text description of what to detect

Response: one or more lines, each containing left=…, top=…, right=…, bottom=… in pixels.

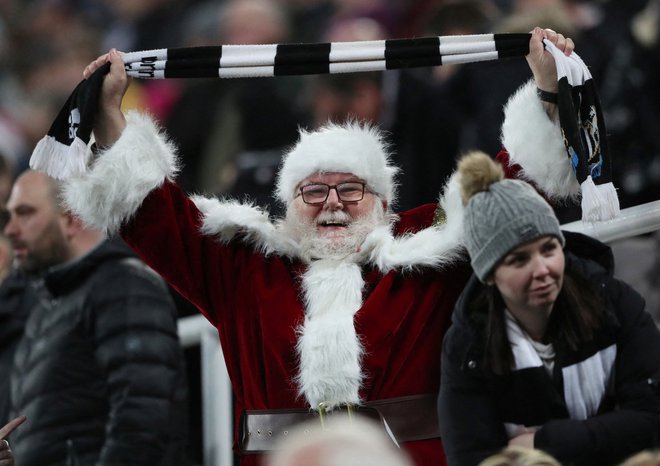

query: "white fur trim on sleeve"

left=501, top=80, right=580, bottom=202
left=191, top=196, right=298, bottom=257
left=63, top=111, right=179, bottom=233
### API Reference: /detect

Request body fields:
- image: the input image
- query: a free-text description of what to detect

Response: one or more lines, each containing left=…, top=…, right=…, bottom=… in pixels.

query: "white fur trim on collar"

left=63, top=111, right=179, bottom=233
left=296, top=260, right=365, bottom=410
left=195, top=173, right=465, bottom=270
left=501, top=80, right=581, bottom=202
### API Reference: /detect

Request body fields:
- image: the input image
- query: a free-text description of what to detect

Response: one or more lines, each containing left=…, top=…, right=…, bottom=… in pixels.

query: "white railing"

left=177, top=315, right=233, bottom=466
left=177, top=199, right=660, bottom=466
left=561, top=200, right=660, bottom=243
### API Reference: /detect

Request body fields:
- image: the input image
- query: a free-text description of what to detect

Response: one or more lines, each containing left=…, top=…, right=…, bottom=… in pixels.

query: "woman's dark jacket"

left=438, top=232, right=660, bottom=466
left=9, top=238, right=188, bottom=466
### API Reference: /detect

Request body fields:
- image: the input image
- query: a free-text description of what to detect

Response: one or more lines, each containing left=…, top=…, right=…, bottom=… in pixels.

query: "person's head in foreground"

left=478, top=445, right=561, bottom=466
left=618, top=450, right=660, bottom=466
left=276, top=120, right=398, bottom=261
left=265, top=414, right=414, bottom=466
left=458, top=151, right=603, bottom=372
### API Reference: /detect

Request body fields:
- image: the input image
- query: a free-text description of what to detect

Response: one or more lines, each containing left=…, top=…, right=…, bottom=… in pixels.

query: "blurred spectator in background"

left=0, top=118, right=26, bottom=178
left=306, top=14, right=463, bottom=211
left=423, top=0, right=500, bottom=83
left=100, top=0, right=188, bottom=52
left=0, top=153, right=29, bottom=429
left=0, top=155, right=15, bottom=209
left=99, top=0, right=192, bottom=125
left=597, top=0, right=660, bottom=208
left=2, top=0, right=103, bottom=174
left=0, top=207, right=34, bottom=429
left=426, top=0, right=571, bottom=184
left=4, top=170, right=189, bottom=466
left=165, top=0, right=303, bottom=212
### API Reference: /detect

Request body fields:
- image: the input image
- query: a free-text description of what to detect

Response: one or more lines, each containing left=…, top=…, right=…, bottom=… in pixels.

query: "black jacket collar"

left=44, top=237, right=135, bottom=296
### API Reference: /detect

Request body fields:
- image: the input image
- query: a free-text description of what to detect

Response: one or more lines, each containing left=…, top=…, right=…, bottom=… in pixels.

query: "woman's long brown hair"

left=469, top=266, right=604, bottom=375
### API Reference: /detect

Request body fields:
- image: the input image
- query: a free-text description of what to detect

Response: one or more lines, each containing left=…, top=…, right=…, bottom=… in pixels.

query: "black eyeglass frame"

left=296, top=182, right=367, bottom=205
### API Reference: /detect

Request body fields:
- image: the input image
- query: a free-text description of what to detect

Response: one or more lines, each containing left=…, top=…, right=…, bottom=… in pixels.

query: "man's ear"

left=61, top=211, right=85, bottom=238
left=381, top=199, right=388, bottom=211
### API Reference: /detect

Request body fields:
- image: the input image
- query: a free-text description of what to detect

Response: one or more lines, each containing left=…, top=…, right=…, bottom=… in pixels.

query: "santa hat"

left=275, top=121, right=399, bottom=206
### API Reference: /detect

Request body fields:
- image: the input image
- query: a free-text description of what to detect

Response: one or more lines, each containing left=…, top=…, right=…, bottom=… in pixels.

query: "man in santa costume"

left=62, top=27, right=577, bottom=466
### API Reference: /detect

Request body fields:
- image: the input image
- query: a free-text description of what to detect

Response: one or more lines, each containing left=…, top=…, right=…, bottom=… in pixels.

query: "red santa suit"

left=63, top=81, right=578, bottom=466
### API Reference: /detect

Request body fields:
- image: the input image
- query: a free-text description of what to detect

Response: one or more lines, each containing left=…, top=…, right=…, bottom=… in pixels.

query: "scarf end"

left=580, top=176, right=621, bottom=222
left=30, top=136, right=91, bottom=180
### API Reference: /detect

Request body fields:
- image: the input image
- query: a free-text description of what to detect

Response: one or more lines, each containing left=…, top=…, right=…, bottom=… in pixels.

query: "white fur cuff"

left=63, top=111, right=179, bottom=233
left=501, top=80, right=580, bottom=202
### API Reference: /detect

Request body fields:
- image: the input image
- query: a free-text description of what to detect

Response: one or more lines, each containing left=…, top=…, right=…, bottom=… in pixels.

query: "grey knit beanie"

left=459, top=152, right=565, bottom=282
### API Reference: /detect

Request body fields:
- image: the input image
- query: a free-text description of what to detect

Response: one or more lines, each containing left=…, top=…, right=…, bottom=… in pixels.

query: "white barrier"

left=176, top=199, right=660, bottom=465
left=178, top=315, right=233, bottom=466
left=562, top=200, right=660, bottom=243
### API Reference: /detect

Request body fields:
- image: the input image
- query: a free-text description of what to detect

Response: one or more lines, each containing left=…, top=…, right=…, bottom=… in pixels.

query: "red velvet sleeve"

left=118, top=180, right=230, bottom=326
left=496, top=148, right=554, bottom=204
left=495, top=148, right=522, bottom=180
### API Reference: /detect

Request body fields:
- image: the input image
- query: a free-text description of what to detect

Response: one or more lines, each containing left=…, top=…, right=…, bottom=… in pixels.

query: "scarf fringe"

left=580, top=177, right=621, bottom=222
left=30, top=136, right=90, bottom=180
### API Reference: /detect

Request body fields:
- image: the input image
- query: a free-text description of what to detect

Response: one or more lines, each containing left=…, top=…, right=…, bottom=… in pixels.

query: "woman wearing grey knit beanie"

left=438, top=152, right=660, bottom=466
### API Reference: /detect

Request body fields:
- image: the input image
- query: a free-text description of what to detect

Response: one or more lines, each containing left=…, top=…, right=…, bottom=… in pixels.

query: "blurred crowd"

left=1, top=0, right=659, bottom=213
left=3, top=0, right=660, bottom=323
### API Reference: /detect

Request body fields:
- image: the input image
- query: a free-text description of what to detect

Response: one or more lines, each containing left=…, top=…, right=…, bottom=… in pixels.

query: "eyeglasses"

left=297, top=182, right=366, bottom=205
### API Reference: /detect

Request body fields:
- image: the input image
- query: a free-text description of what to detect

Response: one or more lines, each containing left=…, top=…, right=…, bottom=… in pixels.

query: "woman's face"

left=491, top=236, right=565, bottom=318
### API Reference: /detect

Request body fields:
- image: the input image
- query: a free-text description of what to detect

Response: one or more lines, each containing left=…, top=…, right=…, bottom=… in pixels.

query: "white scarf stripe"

left=218, top=66, right=275, bottom=78
left=329, top=40, right=386, bottom=61
left=220, top=44, right=277, bottom=67
left=506, top=313, right=616, bottom=422
left=329, top=61, right=387, bottom=74
left=562, top=345, right=616, bottom=420
left=438, top=41, right=497, bottom=55
left=441, top=50, right=500, bottom=65
left=438, top=33, right=496, bottom=44
left=505, top=313, right=544, bottom=370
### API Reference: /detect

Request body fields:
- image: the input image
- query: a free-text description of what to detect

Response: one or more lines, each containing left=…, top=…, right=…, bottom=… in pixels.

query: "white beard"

left=281, top=202, right=390, bottom=263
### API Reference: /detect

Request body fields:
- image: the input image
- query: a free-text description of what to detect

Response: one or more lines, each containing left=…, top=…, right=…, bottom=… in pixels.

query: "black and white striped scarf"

left=28, top=32, right=618, bottom=221
left=544, top=40, right=619, bottom=221
left=120, top=32, right=530, bottom=79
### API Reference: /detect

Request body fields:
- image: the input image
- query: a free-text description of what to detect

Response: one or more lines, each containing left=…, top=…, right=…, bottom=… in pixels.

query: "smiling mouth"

left=318, top=221, right=349, bottom=228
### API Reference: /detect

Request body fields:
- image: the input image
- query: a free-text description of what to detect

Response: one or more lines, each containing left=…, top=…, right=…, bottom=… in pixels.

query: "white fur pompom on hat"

left=275, top=121, right=399, bottom=206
